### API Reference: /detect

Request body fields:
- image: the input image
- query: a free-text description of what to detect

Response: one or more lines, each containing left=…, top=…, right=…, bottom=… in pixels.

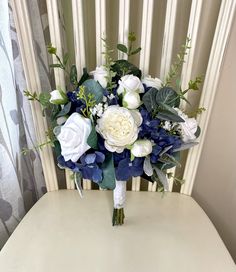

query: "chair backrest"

left=11, top=0, right=236, bottom=195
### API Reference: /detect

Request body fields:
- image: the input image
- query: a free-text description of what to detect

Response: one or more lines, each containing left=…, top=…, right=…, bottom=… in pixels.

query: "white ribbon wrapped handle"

left=113, top=180, right=126, bottom=209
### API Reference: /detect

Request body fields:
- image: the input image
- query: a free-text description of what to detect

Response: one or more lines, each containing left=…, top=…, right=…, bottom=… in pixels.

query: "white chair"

left=0, top=185, right=235, bottom=272
left=1, top=0, right=235, bottom=271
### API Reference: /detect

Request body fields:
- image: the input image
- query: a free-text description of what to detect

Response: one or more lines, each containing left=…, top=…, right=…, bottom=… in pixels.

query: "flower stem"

left=112, top=208, right=125, bottom=226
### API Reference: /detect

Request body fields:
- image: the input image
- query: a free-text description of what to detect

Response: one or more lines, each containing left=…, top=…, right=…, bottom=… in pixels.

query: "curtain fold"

left=0, top=0, right=48, bottom=249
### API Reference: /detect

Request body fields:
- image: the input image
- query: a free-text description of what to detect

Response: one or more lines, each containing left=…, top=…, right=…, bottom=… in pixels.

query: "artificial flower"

left=117, top=74, right=144, bottom=95
left=49, top=89, right=68, bottom=104
left=90, top=66, right=108, bottom=88
left=96, top=105, right=142, bottom=153
left=122, top=91, right=141, bottom=109
left=142, top=76, right=163, bottom=90
left=57, top=113, right=92, bottom=162
left=131, top=139, right=153, bottom=157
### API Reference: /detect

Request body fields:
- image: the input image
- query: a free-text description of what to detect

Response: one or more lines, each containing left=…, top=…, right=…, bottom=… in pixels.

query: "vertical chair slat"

left=46, top=0, right=74, bottom=189
left=118, top=0, right=130, bottom=60
left=133, top=0, right=154, bottom=192
left=181, top=0, right=236, bottom=195
left=159, top=0, right=178, bottom=192
left=71, top=0, right=92, bottom=190
left=11, top=0, right=58, bottom=191
left=95, top=0, right=106, bottom=66
left=160, top=0, right=178, bottom=80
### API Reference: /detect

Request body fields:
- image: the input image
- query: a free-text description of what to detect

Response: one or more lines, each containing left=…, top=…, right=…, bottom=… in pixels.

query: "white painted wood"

left=118, top=0, right=130, bottom=59
left=46, top=0, right=74, bottom=190
left=72, top=0, right=86, bottom=78
left=11, top=0, right=58, bottom=191
left=139, top=0, right=154, bottom=75
left=180, top=0, right=203, bottom=100
left=160, top=0, right=178, bottom=80
left=95, top=0, right=106, bottom=65
left=71, top=0, right=91, bottom=190
left=181, top=0, right=236, bottom=195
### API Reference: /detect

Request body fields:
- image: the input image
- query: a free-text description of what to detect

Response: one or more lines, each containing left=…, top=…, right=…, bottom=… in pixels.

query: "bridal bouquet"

left=25, top=34, right=203, bottom=225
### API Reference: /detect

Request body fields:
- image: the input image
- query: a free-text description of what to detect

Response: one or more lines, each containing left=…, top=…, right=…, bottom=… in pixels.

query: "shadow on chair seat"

left=0, top=190, right=235, bottom=272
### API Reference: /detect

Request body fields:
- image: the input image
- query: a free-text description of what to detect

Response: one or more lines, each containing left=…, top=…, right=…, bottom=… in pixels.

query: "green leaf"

left=70, top=65, right=78, bottom=85
left=195, top=126, right=201, bottom=138
left=156, top=87, right=180, bottom=107
left=82, top=79, right=104, bottom=104
left=47, top=45, right=57, bottom=55
left=158, top=152, right=181, bottom=168
left=111, top=60, right=142, bottom=78
left=156, top=152, right=181, bottom=170
left=152, top=166, right=169, bottom=191
left=87, top=124, right=98, bottom=149
left=117, top=44, right=128, bottom=53
left=50, top=64, right=61, bottom=68
left=142, top=87, right=158, bottom=112
left=39, top=92, right=51, bottom=107
left=156, top=104, right=184, bottom=122
left=63, top=53, right=69, bottom=66
left=130, top=47, right=141, bottom=55
left=56, top=102, right=71, bottom=117
left=173, top=142, right=198, bottom=152
left=100, top=154, right=116, bottom=190
left=78, top=68, right=90, bottom=86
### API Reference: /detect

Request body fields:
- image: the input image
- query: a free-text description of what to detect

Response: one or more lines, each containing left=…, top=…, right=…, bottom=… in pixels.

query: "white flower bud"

left=122, top=91, right=141, bottom=109
left=90, top=66, right=108, bottom=88
left=131, top=140, right=153, bottom=157
left=49, top=89, right=68, bottom=105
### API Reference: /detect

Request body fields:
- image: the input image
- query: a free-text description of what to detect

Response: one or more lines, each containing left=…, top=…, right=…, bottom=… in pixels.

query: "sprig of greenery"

left=164, top=37, right=191, bottom=86
left=22, top=140, right=53, bottom=155
left=23, top=90, right=40, bottom=102
left=117, top=32, right=141, bottom=59
left=167, top=172, right=185, bottom=186
left=47, top=44, right=70, bottom=73
left=24, top=90, right=51, bottom=110
left=76, top=85, right=96, bottom=117
left=188, top=107, right=206, bottom=118
left=101, top=38, right=117, bottom=90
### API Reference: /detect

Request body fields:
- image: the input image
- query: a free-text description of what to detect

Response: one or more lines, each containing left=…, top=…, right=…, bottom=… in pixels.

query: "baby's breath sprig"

left=101, top=38, right=117, bottom=91
left=164, top=37, right=191, bottom=87
left=76, top=86, right=96, bottom=117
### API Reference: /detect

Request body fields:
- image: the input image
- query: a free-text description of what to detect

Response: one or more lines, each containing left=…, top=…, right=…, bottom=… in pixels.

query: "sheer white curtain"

left=0, top=0, right=51, bottom=249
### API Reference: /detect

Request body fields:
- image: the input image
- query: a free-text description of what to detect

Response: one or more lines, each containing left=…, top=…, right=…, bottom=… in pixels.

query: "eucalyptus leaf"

left=87, top=124, right=98, bottom=149
left=195, top=126, right=201, bottom=138
left=143, top=156, right=153, bottom=176
left=130, top=47, right=141, bottom=55
left=117, top=44, right=128, bottom=53
left=100, top=154, right=116, bottom=190
left=142, top=87, right=158, bottom=112
left=153, top=166, right=169, bottom=191
left=56, top=102, right=71, bottom=117
left=156, top=110, right=184, bottom=122
left=156, top=87, right=180, bottom=107
left=82, top=79, right=104, bottom=104
left=173, top=142, right=198, bottom=152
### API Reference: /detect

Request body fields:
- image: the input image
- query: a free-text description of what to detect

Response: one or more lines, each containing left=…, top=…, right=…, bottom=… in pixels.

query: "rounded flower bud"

left=57, top=113, right=92, bottom=162
left=90, top=66, right=108, bottom=88
left=49, top=89, right=68, bottom=105
left=142, top=76, right=163, bottom=90
left=123, top=91, right=141, bottom=109
left=117, top=75, right=144, bottom=95
left=96, top=105, right=142, bottom=153
left=131, top=140, right=153, bottom=157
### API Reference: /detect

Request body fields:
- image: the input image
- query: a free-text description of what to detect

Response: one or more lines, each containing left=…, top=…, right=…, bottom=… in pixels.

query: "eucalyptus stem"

left=112, top=208, right=125, bottom=226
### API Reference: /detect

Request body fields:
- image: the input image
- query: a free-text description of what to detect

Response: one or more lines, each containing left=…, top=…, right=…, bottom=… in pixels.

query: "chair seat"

left=0, top=190, right=235, bottom=272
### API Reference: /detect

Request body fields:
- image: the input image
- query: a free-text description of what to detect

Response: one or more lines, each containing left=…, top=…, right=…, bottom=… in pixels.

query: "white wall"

left=193, top=14, right=236, bottom=262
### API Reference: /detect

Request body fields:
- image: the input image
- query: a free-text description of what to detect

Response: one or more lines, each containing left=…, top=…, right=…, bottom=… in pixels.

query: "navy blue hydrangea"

left=67, top=89, right=86, bottom=114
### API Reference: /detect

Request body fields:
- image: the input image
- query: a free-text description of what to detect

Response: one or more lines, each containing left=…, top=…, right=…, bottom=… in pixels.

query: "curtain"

left=0, top=0, right=52, bottom=249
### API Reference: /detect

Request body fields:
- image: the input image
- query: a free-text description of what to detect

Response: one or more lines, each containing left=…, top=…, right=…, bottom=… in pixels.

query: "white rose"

left=90, top=66, right=108, bottom=88
left=175, top=108, right=198, bottom=143
left=142, top=76, right=163, bottom=90
left=131, top=140, right=153, bottom=157
left=57, top=113, right=92, bottom=162
left=123, top=91, right=141, bottom=109
left=50, top=89, right=68, bottom=104
left=96, top=105, right=142, bottom=153
left=117, top=75, right=144, bottom=95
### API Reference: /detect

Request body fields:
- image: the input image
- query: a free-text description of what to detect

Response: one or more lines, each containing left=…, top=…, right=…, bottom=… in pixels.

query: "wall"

left=193, top=14, right=236, bottom=262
